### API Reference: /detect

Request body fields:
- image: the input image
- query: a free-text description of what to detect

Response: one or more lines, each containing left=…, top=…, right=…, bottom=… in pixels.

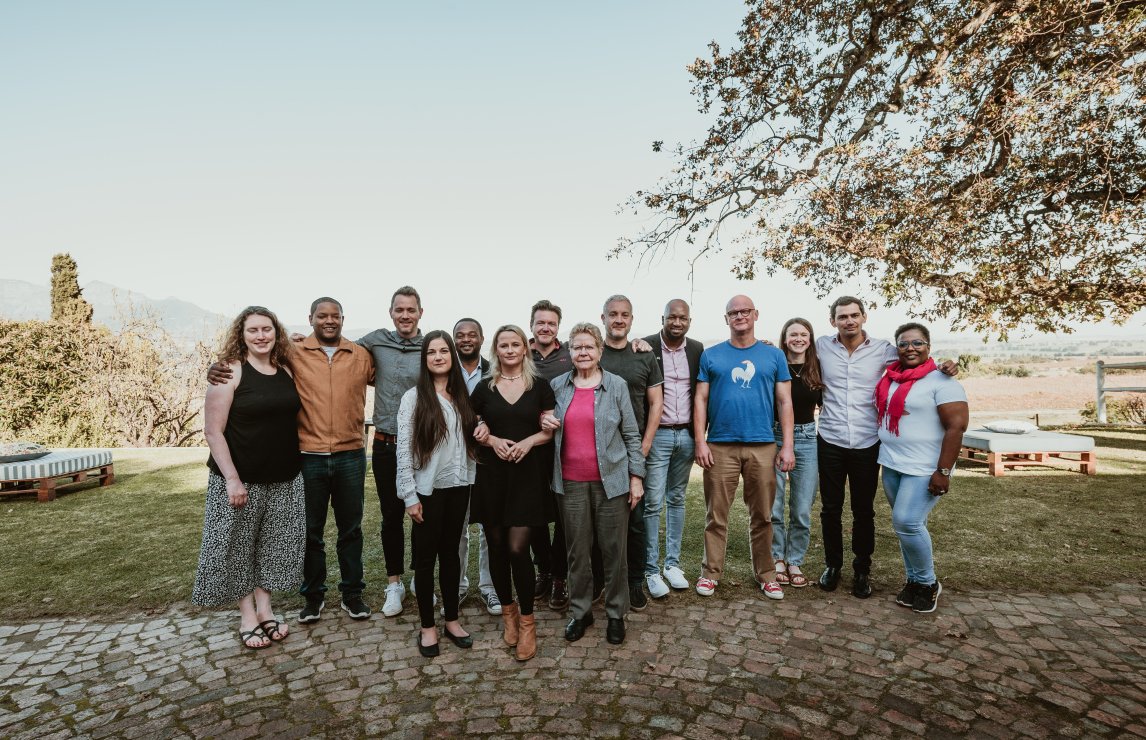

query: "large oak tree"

left=618, top=1, right=1145, bottom=335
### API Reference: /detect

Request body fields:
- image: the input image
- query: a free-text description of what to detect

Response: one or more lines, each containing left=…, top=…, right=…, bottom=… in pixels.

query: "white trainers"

left=663, top=566, right=689, bottom=590
left=761, top=581, right=784, bottom=600
left=382, top=581, right=405, bottom=617
left=695, top=577, right=717, bottom=597
left=646, top=573, right=670, bottom=599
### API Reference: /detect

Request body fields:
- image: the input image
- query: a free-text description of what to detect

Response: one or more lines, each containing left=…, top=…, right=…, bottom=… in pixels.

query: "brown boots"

left=501, top=602, right=519, bottom=647
left=516, top=613, right=537, bottom=661
left=499, top=602, right=536, bottom=661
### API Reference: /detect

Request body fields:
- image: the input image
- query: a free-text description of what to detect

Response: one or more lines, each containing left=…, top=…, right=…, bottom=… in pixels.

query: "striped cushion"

left=0, top=449, right=113, bottom=481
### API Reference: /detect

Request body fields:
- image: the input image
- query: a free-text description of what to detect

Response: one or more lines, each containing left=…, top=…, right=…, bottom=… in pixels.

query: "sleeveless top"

left=787, top=362, right=823, bottom=425
left=207, top=361, right=301, bottom=483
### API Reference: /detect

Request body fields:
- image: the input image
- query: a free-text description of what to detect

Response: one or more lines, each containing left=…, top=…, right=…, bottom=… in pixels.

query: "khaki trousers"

left=701, top=442, right=778, bottom=584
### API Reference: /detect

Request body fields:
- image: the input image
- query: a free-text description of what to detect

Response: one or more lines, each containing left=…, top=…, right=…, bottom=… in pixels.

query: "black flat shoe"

left=818, top=567, right=841, bottom=592
left=606, top=618, right=625, bottom=645
left=564, top=614, right=594, bottom=642
left=444, top=628, right=473, bottom=649
left=852, top=572, right=872, bottom=599
left=417, top=632, right=439, bottom=658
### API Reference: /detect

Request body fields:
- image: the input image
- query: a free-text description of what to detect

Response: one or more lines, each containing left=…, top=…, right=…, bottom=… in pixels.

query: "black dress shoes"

left=565, top=614, right=594, bottom=642
left=818, top=567, right=841, bottom=591
left=417, top=632, right=439, bottom=658
left=852, top=572, right=872, bottom=599
left=606, top=618, right=625, bottom=645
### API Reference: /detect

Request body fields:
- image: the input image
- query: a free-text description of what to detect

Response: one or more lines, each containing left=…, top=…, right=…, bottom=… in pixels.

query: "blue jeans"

left=643, top=426, right=695, bottom=574
left=300, top=449, right=366, bottom=598
left=771, top=422, right=818, bottom=566
left=882, top=467, right=941, bottom=584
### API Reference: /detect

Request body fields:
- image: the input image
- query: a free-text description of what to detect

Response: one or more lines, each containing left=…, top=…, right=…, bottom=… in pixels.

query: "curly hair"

left=218, top=306, right=294, bottom=368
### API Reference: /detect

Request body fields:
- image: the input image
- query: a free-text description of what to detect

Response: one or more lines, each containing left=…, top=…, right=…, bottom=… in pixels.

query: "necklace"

left=501, top=373, right=523, bottom=381
left=788, top=362, right=804, bottom=379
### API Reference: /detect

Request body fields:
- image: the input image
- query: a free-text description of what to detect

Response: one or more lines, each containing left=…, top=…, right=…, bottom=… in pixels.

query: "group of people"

left=191, top=288, right=969, bottom=659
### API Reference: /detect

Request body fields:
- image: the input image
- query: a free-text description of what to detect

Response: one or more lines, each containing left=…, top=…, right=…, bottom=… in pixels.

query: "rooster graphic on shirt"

left=730, top=360, right=755, bottom=389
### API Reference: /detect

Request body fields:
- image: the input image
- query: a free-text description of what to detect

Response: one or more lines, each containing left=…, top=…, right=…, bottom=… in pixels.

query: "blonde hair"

left=488, top=324, right=538, bottom=391
left=567, top=322, right=603, bottom=350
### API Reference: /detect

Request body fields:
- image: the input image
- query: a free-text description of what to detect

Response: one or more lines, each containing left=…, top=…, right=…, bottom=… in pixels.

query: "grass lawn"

left=1, top=428, right=1143, bottom=621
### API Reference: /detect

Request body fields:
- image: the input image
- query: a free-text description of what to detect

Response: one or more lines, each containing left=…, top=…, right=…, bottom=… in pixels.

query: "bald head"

left=725, top=294, right=755, bottom=313
left=724, top=294, right=758, bottom=343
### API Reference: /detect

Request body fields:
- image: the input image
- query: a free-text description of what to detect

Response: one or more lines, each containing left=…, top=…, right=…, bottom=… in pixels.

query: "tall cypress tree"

left=50, top=253, right=93, bottom=324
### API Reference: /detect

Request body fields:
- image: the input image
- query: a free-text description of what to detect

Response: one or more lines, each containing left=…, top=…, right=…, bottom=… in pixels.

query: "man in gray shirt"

left=357, top=286, right=424, bottom=618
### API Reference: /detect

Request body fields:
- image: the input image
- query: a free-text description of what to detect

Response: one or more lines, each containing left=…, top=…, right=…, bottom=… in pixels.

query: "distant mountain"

left=0, top=278, right=227, bottom=342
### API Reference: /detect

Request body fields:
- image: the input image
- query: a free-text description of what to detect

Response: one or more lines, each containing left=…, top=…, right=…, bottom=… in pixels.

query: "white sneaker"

left=382, top=581, right=405, bottom=617
left=646, top=573, right=670, bottom=599
left=695, top=577, right=717, bottom=597
left=662, top=566, right=689, bottom=590
left=761, top=581, right=784, bottom=600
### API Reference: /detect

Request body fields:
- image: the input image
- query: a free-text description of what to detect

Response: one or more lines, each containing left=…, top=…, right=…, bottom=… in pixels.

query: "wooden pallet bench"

left=0, top=449, right=115, bottom=502
left=959, top=430, right=1096, bottom=477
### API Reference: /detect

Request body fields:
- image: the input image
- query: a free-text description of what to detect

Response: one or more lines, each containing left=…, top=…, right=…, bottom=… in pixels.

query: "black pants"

left=411, top=486, right=470, bottom=628
left=300, top=449, right=366, bottom=599
left=371, top=439, right=407, bottom=578
left=530, top=495, right=568, bottom=580
left=817, top=436, right=880, bottom=574
left=627, top=498, right=646, bottom=588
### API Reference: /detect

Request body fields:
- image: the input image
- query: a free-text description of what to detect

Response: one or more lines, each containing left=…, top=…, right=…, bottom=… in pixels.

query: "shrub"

left=1080, top=395, right=1146, bottom=424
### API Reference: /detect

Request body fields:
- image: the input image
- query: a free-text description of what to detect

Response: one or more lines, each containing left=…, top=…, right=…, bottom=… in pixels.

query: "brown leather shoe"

left=516, top=613, right=537, bottom=661
left=501, top=601, right=519, bottom=647
left=549, top=578, right=569, bottom=610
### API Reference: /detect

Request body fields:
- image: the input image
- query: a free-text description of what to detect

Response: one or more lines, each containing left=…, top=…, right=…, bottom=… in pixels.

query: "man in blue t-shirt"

left=693, top=295, right=795, bottom=601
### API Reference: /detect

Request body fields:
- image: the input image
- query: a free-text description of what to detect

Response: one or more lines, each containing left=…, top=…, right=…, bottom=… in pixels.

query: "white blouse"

left=396, top=388, right=476, bottom=507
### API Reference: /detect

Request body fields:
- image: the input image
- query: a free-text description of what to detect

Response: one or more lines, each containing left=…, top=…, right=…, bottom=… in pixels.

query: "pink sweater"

left=560, top=387, right=600, bottom=482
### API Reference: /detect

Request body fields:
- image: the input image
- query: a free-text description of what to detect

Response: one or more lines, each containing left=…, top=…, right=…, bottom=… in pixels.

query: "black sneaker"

left=895, top=582, right=918, bottom=608
left=912, top=581, right=942, bottom=613
left=341, top=594, right=372, bottom=620
left=534, top=572, right=553, bottom=601
left=298, top=597, right=324, bottom=623
left=629, top=585, right=648, bottom=612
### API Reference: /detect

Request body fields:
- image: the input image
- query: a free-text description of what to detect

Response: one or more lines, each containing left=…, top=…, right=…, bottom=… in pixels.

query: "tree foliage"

left=49, top=253, right=93, bottom=325
left=618, top=0, right=1146, bottom=336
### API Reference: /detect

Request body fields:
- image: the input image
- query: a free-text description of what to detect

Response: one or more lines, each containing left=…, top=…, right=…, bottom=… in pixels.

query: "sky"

left=3, top=1, right=1143, bottom=346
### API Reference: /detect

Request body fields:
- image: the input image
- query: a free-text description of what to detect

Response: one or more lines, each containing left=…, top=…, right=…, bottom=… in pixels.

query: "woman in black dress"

left=470, top=324, right=555, bottom=661
left=193, top=306, right=304, bottom=649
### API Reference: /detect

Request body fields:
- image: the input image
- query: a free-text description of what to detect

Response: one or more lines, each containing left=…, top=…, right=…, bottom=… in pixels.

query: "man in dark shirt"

left=598, top=295, right=664, bottom=612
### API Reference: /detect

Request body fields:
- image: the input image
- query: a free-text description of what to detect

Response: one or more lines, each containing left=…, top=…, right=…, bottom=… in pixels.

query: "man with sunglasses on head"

left=815, top=296, right=956, bottom=599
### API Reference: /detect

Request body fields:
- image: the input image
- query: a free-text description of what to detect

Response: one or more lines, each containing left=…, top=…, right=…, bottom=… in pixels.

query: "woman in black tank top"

left=192, top=307, right=304, bottom=649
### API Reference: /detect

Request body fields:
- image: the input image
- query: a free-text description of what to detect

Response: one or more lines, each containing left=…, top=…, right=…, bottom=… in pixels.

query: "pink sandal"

left=775, top=560, right=790, bottom=585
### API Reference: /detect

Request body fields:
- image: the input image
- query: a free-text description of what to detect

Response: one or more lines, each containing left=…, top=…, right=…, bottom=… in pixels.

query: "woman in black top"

left=192, top=306, right=304, bottom=649
left=470, top=325, right=555, bottom=661
left=771, top=318, right=824, bottom=588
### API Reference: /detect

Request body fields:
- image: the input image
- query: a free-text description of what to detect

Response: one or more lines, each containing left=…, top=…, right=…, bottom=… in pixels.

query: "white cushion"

left=962, top=430, right=1094, bottom=454
left=982, top=420, right=1038, bottom=434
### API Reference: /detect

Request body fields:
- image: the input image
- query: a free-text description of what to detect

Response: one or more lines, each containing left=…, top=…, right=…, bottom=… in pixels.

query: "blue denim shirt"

left=550, top=369, right=646, bottom=498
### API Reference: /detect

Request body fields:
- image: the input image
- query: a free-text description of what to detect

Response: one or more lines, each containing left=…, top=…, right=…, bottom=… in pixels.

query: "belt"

left=374, top=431, right=398, bottom=443
left=659, top=423, right=690, bottom=431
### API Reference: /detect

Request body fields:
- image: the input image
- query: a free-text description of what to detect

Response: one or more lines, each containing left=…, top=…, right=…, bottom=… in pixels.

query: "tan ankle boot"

left=516, top=612, right=537, bottom=661
left=501, top=602, right=519, bottom=647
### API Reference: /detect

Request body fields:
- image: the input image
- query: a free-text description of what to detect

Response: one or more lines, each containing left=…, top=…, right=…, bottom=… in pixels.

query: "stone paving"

left=1, top=583, right=1144, bottom=739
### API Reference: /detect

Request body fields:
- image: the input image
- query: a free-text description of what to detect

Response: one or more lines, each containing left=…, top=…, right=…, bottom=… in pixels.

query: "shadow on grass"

left=1083, top=428, right=1146, bottom=453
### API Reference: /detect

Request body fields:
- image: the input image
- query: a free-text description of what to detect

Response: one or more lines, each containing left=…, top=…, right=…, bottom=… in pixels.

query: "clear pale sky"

left=3, top=2, right=1142, bottom=345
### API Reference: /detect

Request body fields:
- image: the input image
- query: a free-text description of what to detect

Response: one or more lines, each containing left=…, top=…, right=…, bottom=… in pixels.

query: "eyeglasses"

left=896, top=339, right=929, bottom=349
left=725, top=309, right=754, bottom=318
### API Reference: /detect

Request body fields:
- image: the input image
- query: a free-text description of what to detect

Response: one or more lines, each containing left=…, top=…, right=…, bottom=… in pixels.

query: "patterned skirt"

left=191, top=471, right=305, bottom=607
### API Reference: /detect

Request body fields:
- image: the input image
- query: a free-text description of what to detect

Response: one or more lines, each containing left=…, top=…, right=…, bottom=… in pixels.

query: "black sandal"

left=239, top=626, right=270, bottom=649
left=258, top=619, right=287, bottom=642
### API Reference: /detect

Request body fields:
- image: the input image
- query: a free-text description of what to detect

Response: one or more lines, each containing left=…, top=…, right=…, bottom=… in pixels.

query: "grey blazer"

left=550, top=369, right=646, bottom=498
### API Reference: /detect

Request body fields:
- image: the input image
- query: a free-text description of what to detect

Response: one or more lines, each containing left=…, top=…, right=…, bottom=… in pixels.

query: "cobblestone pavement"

left=1, top=583, right=1144, bottom=739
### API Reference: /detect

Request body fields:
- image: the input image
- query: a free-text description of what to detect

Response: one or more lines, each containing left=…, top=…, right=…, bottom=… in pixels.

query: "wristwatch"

left=936, top=467, right=952, bottom=476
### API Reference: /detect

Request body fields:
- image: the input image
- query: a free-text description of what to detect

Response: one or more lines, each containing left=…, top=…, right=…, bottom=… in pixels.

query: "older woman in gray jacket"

left=543, top=322, right=645, bottom=646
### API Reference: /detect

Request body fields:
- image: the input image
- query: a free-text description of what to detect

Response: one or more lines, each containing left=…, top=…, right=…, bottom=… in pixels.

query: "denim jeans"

left=771, top=421, right=818, bottom=566
left=882, top=467, right=941, bottom=584
left=643, top=426, right=695, bottom=574
left=300, top=449, right=366, bottom=598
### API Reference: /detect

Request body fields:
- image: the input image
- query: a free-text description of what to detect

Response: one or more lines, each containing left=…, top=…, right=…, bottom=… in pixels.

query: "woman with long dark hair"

left=469, top=325, right=555, bottom=661
left=396, top=330, right=479, bottom=657
left=193, top=306, right=304, bottom=649
left=771, top=318, right=824, bottom=588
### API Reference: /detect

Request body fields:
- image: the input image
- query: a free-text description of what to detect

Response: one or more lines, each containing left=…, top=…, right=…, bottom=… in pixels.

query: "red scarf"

left=874, top=358, right=936, bottom=436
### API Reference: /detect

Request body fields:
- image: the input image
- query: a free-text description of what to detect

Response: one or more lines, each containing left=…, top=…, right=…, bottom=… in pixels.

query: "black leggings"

left=485, top=525, right=535, bottom=616
left=411, top=486, right=470, bottom=628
